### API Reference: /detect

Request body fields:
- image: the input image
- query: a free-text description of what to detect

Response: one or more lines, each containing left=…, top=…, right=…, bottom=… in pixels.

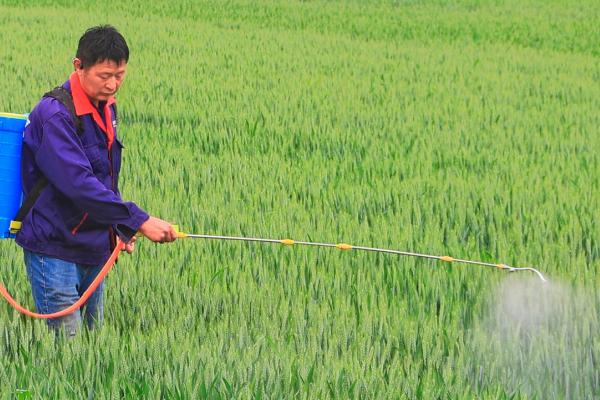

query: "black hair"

left=76, top=25, right=129, bottom=69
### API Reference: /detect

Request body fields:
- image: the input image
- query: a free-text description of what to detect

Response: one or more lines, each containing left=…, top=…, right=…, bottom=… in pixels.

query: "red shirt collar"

left=69, top=71, right=116, bottom=149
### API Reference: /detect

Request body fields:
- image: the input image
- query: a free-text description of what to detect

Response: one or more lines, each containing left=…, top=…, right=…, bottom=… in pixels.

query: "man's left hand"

left=123, top=236, right=137, bottom=254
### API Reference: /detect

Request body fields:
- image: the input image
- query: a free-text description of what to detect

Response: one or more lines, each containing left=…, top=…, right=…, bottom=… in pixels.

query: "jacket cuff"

left=113, top=203, right=150, bottom=242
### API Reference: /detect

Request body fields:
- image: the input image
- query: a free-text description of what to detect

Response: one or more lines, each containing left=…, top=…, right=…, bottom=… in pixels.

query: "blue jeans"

left=24, top=250, right=104, bottom=336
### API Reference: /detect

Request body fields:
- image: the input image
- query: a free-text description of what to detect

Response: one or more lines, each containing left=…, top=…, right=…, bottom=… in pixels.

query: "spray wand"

left=175, top=231, right=548, bottom=282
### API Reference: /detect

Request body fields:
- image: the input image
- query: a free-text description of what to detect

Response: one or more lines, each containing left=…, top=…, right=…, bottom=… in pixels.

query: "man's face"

left=74, top=58, right=127, bottom=105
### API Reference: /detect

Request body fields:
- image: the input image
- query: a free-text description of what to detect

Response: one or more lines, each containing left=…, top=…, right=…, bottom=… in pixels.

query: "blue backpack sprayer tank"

left=0, top=112, right=28, bottom=239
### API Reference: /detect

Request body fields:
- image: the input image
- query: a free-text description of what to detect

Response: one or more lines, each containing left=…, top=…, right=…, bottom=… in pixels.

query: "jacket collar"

left=68, top=72, right=116, bottom=149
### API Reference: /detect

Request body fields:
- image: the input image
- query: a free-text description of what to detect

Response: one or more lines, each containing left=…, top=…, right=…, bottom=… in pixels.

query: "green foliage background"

left=0, top=1, right=599, bottom=398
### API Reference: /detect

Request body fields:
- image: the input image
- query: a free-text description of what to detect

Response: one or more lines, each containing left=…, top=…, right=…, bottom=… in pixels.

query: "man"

left=16, top=25, right=176, bottom=336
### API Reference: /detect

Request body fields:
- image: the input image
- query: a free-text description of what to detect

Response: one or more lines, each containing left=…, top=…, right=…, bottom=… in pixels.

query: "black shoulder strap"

left=10, top=176, right=48, bottom=233
left=43, top=86, right=84, bottom=136
left=10, top=87, right=83, bottom=233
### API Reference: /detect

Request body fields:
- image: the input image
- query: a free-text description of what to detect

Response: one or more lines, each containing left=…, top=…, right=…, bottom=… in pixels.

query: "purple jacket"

left=16, top=76, right=149, bottom=265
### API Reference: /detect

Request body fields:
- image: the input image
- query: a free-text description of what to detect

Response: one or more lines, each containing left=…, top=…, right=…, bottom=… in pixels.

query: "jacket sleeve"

left=34, top=112, right=149, bottom=242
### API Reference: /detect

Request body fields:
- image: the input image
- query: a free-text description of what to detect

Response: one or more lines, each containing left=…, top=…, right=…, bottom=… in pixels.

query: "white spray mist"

left=470, top=275, right=600, bottom=398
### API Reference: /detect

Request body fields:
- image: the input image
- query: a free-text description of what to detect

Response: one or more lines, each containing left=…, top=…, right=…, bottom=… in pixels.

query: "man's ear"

left=73, top=58, right=85, bottom=80
left=73, top=58, right=83, bottom=71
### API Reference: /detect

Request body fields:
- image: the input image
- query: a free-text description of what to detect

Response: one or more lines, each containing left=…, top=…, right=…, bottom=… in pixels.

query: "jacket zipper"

left=108, top=149, right=117, bottom=252
left=108, top=111, right=117, bottom=252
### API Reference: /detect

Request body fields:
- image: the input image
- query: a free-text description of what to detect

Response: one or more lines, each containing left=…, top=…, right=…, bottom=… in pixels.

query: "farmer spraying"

left=14, top=25, right=177, bottom=336
left=0, top=27, right=548, bottom=331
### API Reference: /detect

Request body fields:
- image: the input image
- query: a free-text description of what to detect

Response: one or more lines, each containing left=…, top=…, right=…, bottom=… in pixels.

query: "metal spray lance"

left=174, top=229, right=548, bottom=282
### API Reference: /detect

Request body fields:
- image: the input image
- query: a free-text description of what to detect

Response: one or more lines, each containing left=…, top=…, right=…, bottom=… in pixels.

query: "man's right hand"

left=138, top=216, right=178, bottom=243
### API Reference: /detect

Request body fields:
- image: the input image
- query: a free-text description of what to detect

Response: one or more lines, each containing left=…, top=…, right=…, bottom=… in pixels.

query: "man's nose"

left=106, top=77, right=117, bottom=91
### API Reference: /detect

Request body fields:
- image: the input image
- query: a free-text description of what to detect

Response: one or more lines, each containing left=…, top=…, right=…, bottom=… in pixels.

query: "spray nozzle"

left=508, top=266, right=547, bottom=282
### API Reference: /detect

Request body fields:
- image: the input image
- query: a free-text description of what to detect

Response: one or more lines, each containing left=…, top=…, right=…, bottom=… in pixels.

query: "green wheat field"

left=1, top=1, right=599, bottom=398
